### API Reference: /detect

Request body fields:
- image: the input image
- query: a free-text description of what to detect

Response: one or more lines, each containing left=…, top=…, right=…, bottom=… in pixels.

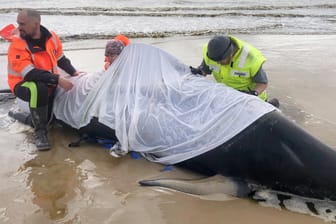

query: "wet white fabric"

left=53, top=43, right=275, bottom=164
left=53, top=70, right=103, bottom=128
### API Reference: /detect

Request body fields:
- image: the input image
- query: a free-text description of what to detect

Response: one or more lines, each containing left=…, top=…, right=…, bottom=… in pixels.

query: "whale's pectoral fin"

left=139, top=174, right=254, bottom=198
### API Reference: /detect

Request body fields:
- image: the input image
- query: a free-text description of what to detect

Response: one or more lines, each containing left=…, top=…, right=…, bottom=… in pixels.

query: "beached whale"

left=9, top=43, right=336, bottom=203
left=139, top=174, right=336, bottom=222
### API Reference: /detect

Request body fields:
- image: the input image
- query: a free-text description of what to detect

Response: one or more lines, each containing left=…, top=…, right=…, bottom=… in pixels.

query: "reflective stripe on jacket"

left=7, top=31, right=63, bottom=91
left=203, top=36, right=267, bottom=100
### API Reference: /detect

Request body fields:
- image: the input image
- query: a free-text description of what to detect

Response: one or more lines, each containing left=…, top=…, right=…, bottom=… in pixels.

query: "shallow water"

left=0, top=34, right=336, bottom=223
left=0, top=2, right=336, bottom=223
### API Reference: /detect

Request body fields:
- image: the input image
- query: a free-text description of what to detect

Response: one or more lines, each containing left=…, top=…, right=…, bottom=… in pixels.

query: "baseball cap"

left=207, top=36, right=233, bottom=61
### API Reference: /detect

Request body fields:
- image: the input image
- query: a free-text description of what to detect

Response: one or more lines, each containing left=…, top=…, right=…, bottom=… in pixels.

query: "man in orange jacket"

left=7, top=9, right=79, bottom=151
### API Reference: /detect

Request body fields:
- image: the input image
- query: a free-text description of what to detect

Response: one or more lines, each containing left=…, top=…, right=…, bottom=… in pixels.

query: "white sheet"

left=53, top=43, right=275, bottom=164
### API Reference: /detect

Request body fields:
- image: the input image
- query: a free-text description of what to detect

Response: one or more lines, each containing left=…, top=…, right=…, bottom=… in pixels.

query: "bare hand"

left=58, top=76, right=73, bottom=91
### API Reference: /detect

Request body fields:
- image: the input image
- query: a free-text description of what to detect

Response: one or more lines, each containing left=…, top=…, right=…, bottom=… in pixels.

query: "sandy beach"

left=0, top=35, right=336, bottom=224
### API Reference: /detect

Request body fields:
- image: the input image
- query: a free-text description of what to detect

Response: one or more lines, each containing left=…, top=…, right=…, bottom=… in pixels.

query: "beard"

left=19, top=25, right=38, bottom=39
left=19, top=30, right=28, bottom=38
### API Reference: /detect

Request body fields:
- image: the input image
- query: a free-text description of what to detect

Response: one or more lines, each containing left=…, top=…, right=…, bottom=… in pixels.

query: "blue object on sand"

left=161, top=165, right=173, bottom=172
left=131, top=151, right=142, bottom=159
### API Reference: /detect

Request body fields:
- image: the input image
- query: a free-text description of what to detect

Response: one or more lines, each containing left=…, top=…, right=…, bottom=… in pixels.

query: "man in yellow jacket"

left=191, top=35, right=279, bottom=107
left=7, top=9, right=78, bottom=151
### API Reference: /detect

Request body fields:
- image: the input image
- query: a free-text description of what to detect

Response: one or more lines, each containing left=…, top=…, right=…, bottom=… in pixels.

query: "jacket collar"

left=25, top=25, right=52, bottom=53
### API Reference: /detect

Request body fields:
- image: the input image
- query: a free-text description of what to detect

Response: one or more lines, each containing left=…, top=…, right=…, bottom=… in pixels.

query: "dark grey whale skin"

left=175, top=111, right=336, bottom=201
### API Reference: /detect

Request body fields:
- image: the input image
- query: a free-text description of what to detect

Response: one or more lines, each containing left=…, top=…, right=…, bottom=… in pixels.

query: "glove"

left=239, top=89, right=258, bottom=96
left=248, top=90, right=259, bottom=96
left=189, top=66, right=203, bottom=75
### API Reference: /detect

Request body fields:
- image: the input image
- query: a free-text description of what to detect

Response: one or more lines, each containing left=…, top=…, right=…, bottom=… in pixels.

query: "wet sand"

left=0, top=35, right=336, bottom=223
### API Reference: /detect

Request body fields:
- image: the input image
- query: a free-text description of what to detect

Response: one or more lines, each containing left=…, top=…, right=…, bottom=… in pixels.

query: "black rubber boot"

left=8, top=110, right=33, bottom=127
left=30, top=106, right=51, bottom=151
left=267, top=98, right=280, bottom=108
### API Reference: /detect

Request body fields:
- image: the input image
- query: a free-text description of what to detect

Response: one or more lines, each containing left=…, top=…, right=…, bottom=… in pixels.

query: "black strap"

left=68, top=133, right=89, bottom=147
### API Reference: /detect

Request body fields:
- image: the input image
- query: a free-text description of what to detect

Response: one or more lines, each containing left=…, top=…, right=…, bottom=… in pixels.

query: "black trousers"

left=14, top=81, right=52, bottom=108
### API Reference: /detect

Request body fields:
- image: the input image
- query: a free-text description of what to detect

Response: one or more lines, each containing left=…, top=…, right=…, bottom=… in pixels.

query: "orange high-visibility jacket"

left=7, top=31, right=64, bottom=92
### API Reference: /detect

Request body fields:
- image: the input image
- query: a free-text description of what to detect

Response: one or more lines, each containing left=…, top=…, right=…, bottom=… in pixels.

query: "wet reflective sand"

left=0, top=35, right=335, bottom=223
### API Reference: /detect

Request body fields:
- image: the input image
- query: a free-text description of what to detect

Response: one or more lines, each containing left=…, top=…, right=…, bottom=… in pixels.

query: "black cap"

left=207, top=36, right=233, bottom=61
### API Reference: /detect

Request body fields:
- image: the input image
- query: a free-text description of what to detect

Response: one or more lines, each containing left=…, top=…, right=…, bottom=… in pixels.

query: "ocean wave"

left=0, top=4, right=335, bottom=17
left=1, top=2, right=335, bottom=45
left=61, top=24, right=286, bottom=39
left=0, top=22, right=332, bottom=49
left=0, top=24, right=287, bottom=50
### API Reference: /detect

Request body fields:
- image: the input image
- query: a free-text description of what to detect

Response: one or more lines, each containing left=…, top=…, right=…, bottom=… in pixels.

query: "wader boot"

left=267, top=98, right=280, bottom=108
left=30, top=106, right=51, bottom=151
